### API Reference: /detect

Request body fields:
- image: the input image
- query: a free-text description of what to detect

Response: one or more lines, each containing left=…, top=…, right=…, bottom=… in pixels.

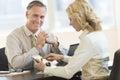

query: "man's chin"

left=33, top=29, right=39, bottom=33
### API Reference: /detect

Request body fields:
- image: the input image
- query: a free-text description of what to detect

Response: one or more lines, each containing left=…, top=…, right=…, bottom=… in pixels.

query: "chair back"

left=109, top=49, right=120, bottom=80
left=0, top=47, right=9, bottom=71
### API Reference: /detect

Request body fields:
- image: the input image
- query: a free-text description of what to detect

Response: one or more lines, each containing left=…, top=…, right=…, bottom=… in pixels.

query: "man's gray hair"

left=27, top=0, right=46, bottom=10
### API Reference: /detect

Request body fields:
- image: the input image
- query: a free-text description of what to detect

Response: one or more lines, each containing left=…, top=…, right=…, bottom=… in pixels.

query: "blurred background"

left=0, top=0, right=120, bottom=60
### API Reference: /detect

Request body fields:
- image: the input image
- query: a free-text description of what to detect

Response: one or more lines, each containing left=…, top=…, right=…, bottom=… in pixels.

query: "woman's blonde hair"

left=66, top=0, right=102, bottom=31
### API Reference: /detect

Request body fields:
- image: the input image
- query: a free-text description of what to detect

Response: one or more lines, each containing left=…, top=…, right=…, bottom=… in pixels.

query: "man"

left=5, top=0, right=67, bottom=70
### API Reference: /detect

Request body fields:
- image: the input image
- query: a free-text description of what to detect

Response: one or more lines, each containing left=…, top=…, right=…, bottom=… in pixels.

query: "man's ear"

left=26, top=11, right=29, bottom=18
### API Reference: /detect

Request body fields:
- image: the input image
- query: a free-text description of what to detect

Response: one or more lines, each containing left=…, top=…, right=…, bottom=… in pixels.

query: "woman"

left=34, top=0, right=109, bottom=80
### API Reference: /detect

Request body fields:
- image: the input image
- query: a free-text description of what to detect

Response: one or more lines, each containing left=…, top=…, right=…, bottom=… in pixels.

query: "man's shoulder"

left=8, top=26, right=25, bottom=37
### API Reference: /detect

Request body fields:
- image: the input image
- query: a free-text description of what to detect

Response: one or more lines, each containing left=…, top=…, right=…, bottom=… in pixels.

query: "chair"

left=0, top=47, right=9, bottom=71
left=108, top=49, right=120, bottom=80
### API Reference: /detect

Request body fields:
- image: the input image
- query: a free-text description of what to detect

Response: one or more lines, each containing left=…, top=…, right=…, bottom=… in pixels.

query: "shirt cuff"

left=27, top=47, right=39, bottom=57
left=62, top=55, right=71, bottom=62
left=44, top=67, right=53, bottom=76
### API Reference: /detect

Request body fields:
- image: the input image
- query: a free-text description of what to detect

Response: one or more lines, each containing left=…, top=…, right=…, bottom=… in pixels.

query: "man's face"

left=26, top=6, right=46, bottom=33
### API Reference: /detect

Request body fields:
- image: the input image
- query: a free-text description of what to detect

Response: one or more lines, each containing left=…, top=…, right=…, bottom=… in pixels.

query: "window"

left=54, top=0, right=115, bottom=32
left=0, top=0, right=115, bottom=35
left=88, top=0, right=115, bottom=29
left=0, top=0, right=26, bottom=35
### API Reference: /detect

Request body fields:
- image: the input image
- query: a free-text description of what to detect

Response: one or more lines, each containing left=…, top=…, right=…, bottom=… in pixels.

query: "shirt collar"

left=79, top=29, right=90, bottom=39
left=23, top=25, right=33, bottom=37
left=23, top=25, right=43, bottom=37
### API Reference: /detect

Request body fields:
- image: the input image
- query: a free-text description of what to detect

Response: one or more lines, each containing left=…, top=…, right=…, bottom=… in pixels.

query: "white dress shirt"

left=5, top=26, right=68, bottom=69
left=44, top=30, right=109, bottom=80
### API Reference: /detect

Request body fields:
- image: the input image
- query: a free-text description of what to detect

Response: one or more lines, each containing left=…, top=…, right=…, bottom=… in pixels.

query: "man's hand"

left=35, top=31, right=47, bottom=50
left=46, top=33, right=58, bottom=46
left=34, top=59, right=46, bottom=71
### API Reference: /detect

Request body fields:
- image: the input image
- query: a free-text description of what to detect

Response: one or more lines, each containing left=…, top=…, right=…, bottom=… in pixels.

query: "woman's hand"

left=34, top=59, right=46, bottom=71
left=44, top=53, right=64, bottom=61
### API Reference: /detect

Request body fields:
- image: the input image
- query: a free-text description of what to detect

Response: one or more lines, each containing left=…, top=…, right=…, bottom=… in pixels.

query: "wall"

left=103, top=28, right=119, bottom=60
left=0, top=35, right=6, bottom=48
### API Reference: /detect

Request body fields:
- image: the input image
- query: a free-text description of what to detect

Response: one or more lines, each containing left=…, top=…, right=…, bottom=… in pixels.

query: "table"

left=0, top=70, right=46, bottom=80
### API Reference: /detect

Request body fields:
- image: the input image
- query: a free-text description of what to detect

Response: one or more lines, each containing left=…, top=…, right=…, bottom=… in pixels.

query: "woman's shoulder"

left=86, top=31, right=107, bottom=44
left=87, top=31, right=105, bottom=38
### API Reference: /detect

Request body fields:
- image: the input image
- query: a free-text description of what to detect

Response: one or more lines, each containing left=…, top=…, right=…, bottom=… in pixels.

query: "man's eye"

left=40, top=16, right=44, bottom=19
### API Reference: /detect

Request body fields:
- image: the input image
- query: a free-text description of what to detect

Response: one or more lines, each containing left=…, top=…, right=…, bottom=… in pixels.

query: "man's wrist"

left=35, top=45, right=42, bottom=51
left=60, top=55, right=64, bottom=60
left=53, top=42, right=59, bottom=48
